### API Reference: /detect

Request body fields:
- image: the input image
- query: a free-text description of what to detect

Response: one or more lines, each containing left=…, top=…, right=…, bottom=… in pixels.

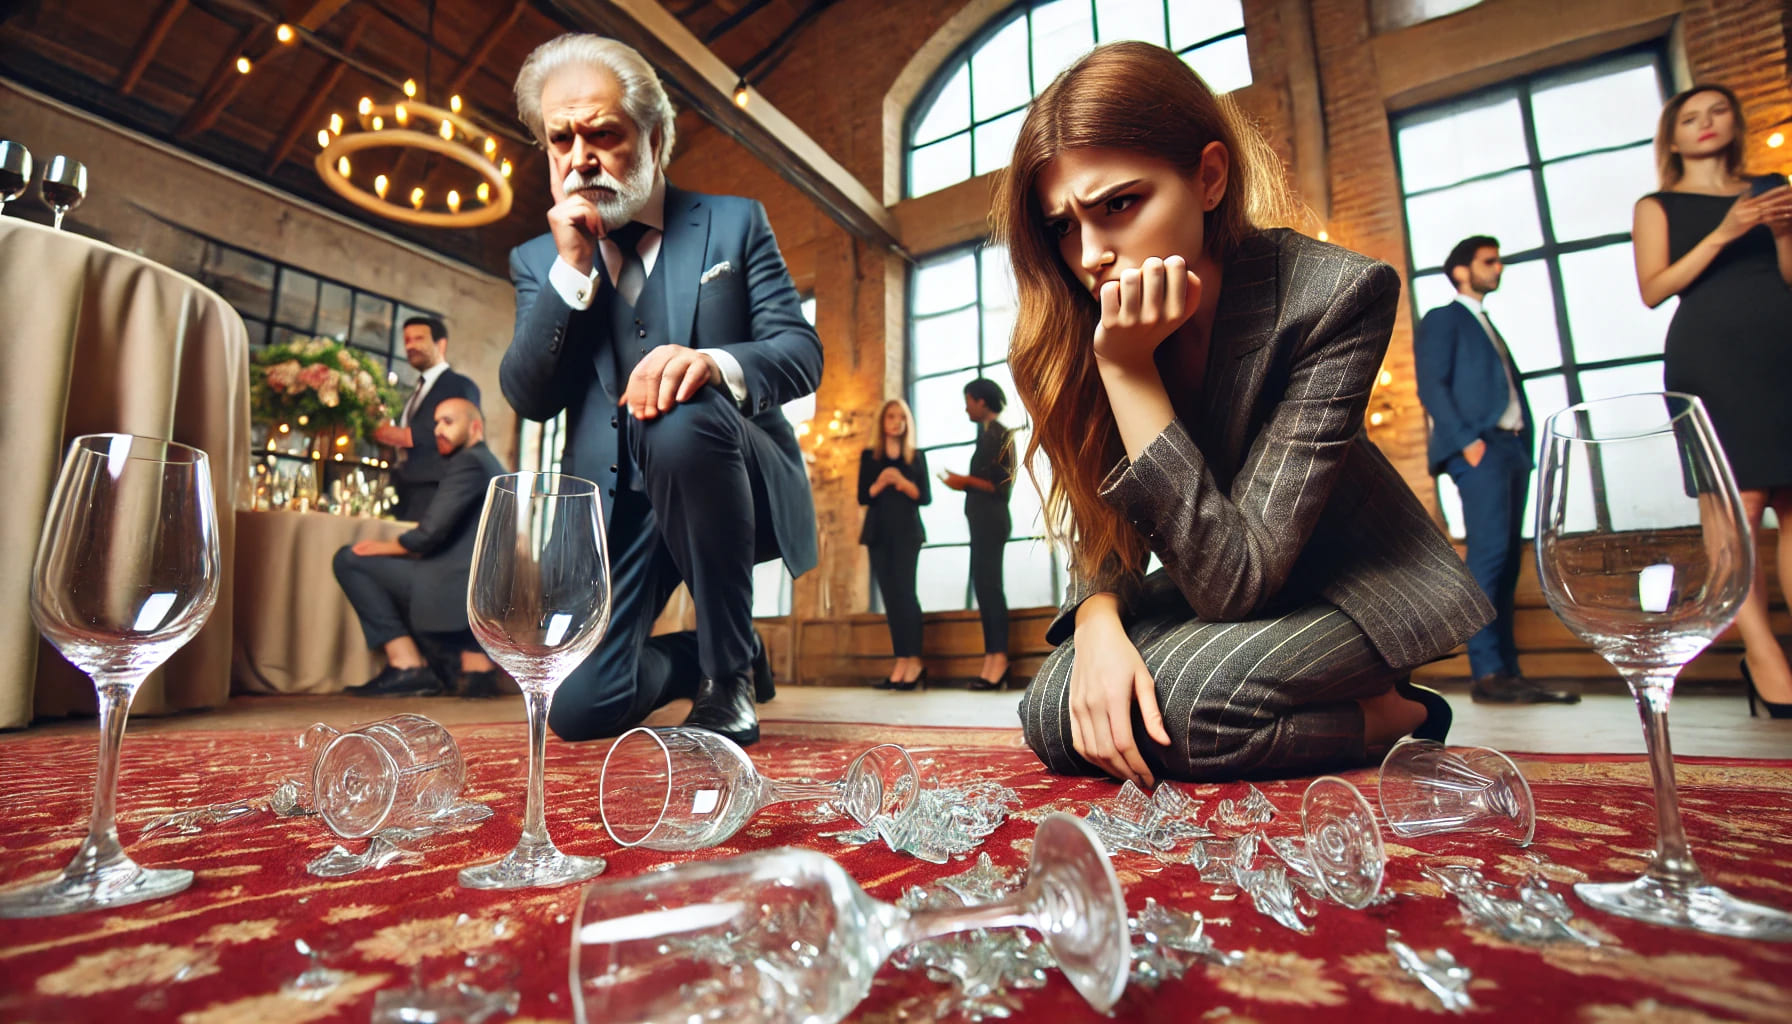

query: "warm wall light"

left=1316, top=229, right=1330, bottom=242
left=335, top=435, right=349, bottom=447
left=275, top=23, right=295, bottom=44
left=235, top=56, right=252, bottom=74
left=1770, top=131, right=1786, bottom=149
left=1369, top=411, right=1384, bottom=426
left=1378, top=370, right=1393, bottom=387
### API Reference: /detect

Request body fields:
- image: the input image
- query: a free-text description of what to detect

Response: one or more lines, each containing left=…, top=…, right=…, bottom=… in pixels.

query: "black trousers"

left=332, top=546, right=415, bottom=649
left=868, top=538, right=923, bottom=657
left=547, top=386, right=767, bottom=742
left=968, top=504, right=1009, bottom=653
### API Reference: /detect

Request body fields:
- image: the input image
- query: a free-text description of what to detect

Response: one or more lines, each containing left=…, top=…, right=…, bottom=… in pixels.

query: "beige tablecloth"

left=0, top=219, right=249, bottom=729
left=232, top=510, right=410, bottom=694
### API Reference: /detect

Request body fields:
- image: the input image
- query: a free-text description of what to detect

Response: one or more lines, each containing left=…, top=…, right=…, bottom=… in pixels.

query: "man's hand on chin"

left=547, top=194, right=605, bottom=275
left=621, top=345, right=719, bottom=421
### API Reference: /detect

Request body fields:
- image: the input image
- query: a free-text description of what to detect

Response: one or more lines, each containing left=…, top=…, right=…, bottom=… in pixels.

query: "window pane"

left=912, top=250, right=978, bottom=315
left=1558, top=243, right=1673, bottom=363
left=1412, top=271, right=1457, bottom=318
left=1170, top=0, right=1243, bottom=47
left=800, top=296, right=817, bottom=325
left=920, top=443, right=975, bottom=545
left=242, top=317, right=268, bottom=349
left=912, top=307, right=981, bottom=377
left=352, top=294, right=394, bottom=354
left=1531, top=58, right=1661, bottom=161
left=1542, top=143, right=1655, bottom=243
left=200, top=245, right=275, bottom=318
left=1577, top=360, right=1663, bottom=404
left=274, top=267, right=318, bottom=330
left=1519, top=373, right=1569, bottom=538
left=981, top=305, right=1015, bottom=365
left=317, top=281, right=352, bottom=341
left=980, top=245, right=1016, bottom=310
left=914, top=63, right=970, bottom=145
left=972, top=109, right=1026, bottom=177
left=1481, top=259, right=1562, bottom=374
left=1095, top=0, right=1166, bottom=45
left=1396, top=94, right=1528, bottom=194
left=1009, top=425, right=1049, bottom=539
left=1434, top=469, right=1465, bottom=539
left=1031, top=0, right=1095, bottom=86
left=1181, top=34, right=1252, bottom=94
left=751, top=561, right=793, bottom=618
left=917, top=546, right=972, bottom=611
left=971, top=14, right=1031, bottom=121
left=908, top=133, right=971, bottom=198
left=1004, top=536, right=1058, bottom=609
left=914, top=370, right=978, bottom=448
left=978, top=363, right=1020, bottom=426
left=1404, top=171, right=1543, bottom=269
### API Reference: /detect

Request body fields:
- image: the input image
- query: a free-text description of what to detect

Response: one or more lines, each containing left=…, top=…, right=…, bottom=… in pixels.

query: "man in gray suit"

left=503, top=34, right=821, bottom=746
left=334, top=398, right=508, bottom=697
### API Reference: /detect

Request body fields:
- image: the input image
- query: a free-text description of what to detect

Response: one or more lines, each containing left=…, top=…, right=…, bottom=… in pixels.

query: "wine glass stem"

left=892, top=895, right=1034, bottom=952
left=1628, top=672, right=1704, bottom=887
left=520, top=688, right=553, bottom=848
left=79, top=678, right=144, bottom=871
left=759, top=779, right=842, bottom=808
left=53, top=208, right=66, bottom=230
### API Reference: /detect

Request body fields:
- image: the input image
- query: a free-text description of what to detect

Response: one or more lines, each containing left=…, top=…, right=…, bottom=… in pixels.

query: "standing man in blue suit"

left=1415, top=236, right=1577, bottom=705
left=374, top=316, right=482, bottom=521
left=503, top=34, right=822, bottom=746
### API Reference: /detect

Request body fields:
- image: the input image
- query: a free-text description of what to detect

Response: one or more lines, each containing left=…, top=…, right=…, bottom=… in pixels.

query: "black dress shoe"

left=751, top=633, right=775, bottom=704
left=682, top=672, right=759, bottom=746
left=1471, top=673, right=1580, bottom=705
left=345, top=664, right=447, bottom=698
left=1394, top=678, right=1453, bottom=743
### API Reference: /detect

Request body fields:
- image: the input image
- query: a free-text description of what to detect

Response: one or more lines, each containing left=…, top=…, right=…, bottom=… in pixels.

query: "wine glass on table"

left=458, top=472, right=611, bottom=890
left=1535, top=391, right=1792, bottom=940
left=0, top=140, right=31, bottom=216
left=0, top=435, right=221, bottom=918
left=40, top=155, right=86, bottom=230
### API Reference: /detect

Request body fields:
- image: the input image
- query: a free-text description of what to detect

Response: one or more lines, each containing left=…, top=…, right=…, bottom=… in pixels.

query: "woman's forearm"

left=1095, top=359, right=1174, bottom=462
left=1074, top=591, right=1123, bottom=635
left=1640, top=232, right=1729, bottom=307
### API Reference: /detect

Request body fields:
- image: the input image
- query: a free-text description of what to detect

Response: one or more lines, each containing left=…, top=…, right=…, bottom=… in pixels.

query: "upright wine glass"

left=459, top=472, right=611, bottom=890
left=1536, top=391, right=1792, bottom=940
left=570, top=813, right=1130, bottom=1024
left=0, top=435, right=221, bottom=918
left=599, top=726, right=919, bottom=850
left=40, top=155, right=86, bottom=230
left=0, top=139, right=31, bottom=215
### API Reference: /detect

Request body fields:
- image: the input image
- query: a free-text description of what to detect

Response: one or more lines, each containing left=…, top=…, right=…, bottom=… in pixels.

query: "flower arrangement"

left=249, top=336, right=399, bottom=440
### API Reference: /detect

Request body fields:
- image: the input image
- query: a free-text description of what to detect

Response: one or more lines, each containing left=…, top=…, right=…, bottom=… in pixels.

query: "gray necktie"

left=609, top=222, right=649, bottom=307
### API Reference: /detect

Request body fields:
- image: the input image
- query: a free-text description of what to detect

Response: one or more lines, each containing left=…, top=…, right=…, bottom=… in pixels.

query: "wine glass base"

left=458, top=840, right=606, bottom=891
left=1576, top=877, right=1792, bottom=941
left=0, top=862, right=194, bottom=918
left=1030, top=814, right=1130, bottom=1013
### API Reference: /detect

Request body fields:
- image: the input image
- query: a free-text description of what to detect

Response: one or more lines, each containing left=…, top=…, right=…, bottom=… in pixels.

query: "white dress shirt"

left=1454, top=294, right=1524, bottom=431
left=401, top=360, right=452, bottom=428
left=547, top=175, right=747, bottom=405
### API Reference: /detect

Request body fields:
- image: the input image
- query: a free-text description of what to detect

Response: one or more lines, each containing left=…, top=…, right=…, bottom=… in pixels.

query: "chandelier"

left=315, top=77, right=516, bottom=228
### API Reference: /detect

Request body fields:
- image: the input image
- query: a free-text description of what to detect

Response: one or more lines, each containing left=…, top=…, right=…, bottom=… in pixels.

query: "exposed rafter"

left=118, top=0, right=188, bottom=96
left=265, top=7, right=372, bottom=172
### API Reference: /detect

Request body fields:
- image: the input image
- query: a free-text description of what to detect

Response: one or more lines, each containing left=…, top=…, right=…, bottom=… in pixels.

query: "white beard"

left=562, top=149, right=655, bottom=227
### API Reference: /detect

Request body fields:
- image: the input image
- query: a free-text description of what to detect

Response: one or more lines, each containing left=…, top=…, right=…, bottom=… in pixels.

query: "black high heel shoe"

left=969, top=666, right=1010, bottom=691
left=1742, top=659, right=1792, bottom=719
left=1394, top=678, right=1453, bottom=743
left=887, top=668, right=927, bottom=693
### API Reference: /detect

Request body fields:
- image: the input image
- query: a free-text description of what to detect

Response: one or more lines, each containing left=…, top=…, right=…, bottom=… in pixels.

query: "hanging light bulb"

left=403, top=78, right=417, bottom=98
left=447, top=190, right=461, bottom=213
left=394, top=104, right=409, bottom=126
left=235, top=56, right=253, bottom=74
left=410, top=186, right=425, bottom=209
left=317, top=129, right=331, bottom=149
left=439, top=119, right=454, bottom=141
left=358, top=97, right=372, bottom=116
left=337, top=155, right=351, bottom=177
left=733, top=78, right=749, bottom=108
left=374, top=174, right=389, bottom=199
left=329, top=112, right=343, bottom=135
left=276, top=23, right=295, bottom=44
left=450, top=94, right=462, bottom=113
left=476, top=182, right=490, bottom=203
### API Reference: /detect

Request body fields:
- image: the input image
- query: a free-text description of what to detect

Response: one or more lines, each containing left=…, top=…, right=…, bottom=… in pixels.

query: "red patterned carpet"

left=2, top=719, right=1791, bottom=1023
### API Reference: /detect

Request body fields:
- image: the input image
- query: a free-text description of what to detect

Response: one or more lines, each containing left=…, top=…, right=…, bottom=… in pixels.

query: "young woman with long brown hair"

left=859, top=398, right=931, bottom=689
left=1633, top=84, right=1792, bottom=717
left=999, top=42, right=1491, bottom=786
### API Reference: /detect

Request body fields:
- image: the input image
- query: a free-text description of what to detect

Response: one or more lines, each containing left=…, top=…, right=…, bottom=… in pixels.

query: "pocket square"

left=699, top=261, right=733, bottom=284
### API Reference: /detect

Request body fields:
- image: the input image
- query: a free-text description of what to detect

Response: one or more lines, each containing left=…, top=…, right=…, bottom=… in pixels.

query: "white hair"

left=514, top=34, right=677, bottom=171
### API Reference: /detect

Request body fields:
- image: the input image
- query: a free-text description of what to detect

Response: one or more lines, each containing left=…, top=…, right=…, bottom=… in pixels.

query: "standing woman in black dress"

left=1634, top=83, right=1792, bottom=717
left=941, top=378, right=1017, bottom=689
left=859, top=399, right=931, bottom=690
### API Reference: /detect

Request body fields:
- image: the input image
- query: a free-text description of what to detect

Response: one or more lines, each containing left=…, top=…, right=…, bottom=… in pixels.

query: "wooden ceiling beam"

left=293, top=0, right=355, bottom=31
left=445, top=0, right=527, bottom=96
left=177, top=0, right=352, bottom=139
left=265, top=8, right=373, bottom=173
left=118, top=0, right=190, bottom=96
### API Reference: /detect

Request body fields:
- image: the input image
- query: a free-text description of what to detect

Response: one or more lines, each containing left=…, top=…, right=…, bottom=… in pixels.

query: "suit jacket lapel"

left=1203, top=230, right=1283, bottom=486
left=661, top=187, right=710, bottom=351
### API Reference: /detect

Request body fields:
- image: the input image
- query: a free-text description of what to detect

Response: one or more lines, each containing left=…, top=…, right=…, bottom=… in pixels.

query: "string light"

left=1770, top=131, right=1786, bottom=149
left=733, top=78, right=750, bottom=108
left=275, top=23, right=295, bottom=44
left=1369, top=411, right=1384, bottom=426
left=358, top=97, right=372, bottom=116
left=1316, top=229, right=1330, bottom=242
left=235, top=56, right=252, bottom=74
left=1378, top=370, right=1393, bottom=387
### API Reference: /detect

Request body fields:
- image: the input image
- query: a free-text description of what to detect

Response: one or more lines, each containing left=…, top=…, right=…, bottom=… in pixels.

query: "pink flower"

left=336, top=349, right=360, bottom=372
left=298, top=363, right=333, bottom=390
left=265, top=360, right=301, bottom=393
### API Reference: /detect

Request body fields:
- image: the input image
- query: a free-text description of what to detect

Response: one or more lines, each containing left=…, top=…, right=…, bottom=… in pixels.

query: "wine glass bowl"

left=458, top=472, right=611, bottom=891
left=0, top=434, right=220, bottom=918
left=1378, top=739, right=1535, bottom=846
left=569, top=813, right=1128, bottom=1024
left=0, top=139, right=31, bottom=215
left=1536, top=392, right=1792, bottom=940
left=40, top=154, right=86, bottom=230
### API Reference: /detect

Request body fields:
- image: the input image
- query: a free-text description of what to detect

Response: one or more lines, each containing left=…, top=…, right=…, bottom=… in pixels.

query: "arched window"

left=904, top=0, right=1251, bottom=199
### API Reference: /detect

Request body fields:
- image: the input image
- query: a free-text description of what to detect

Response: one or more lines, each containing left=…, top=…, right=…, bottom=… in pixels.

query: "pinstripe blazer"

left=1049, top=228, right=1491, bottom=670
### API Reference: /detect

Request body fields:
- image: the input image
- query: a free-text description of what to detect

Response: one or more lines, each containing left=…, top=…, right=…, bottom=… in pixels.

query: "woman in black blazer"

left=859, top=399, right=931, bottom=690
left=940, top=378, right=1017, bottom=689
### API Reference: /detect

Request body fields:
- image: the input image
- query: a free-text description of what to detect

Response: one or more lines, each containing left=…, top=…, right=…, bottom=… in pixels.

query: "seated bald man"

left=334, top=397, right=511, bottom=698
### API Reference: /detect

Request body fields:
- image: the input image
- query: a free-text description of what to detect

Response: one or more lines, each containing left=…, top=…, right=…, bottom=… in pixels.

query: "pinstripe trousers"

left=1018, top=600, right=1404, bottom=782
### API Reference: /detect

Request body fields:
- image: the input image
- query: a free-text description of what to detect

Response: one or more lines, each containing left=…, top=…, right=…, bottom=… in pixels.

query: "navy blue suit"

left=502, top=185, right=822, bottom=740
left=391, top=367, right=481, bottom=520
left=1414, top=299, right=1533, bottom=680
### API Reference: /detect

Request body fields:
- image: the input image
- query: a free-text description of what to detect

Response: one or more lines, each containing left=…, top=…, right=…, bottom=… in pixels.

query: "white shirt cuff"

left=708, top=348, right=748, bottom=405
left=549, top=256, right=601, bottom=310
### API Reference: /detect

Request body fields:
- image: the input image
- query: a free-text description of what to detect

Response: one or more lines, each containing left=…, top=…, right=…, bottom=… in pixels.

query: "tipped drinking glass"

left=458, top=473, right=611, bottom=891
left=600, top=727, right=919, bottom=850
left=1301, top=776, right=1385, bottom=910
left=1536, top=391, right=1792, bottom=940
left=1379, top=738, right=1535, bottom=846
left=0, top=435, right=221, bottom=918
left=570, top=813, right=1130, bottom=1024
left=0, top=139, right=31, bottom=215
left=40, top=154, right=86, bottom=230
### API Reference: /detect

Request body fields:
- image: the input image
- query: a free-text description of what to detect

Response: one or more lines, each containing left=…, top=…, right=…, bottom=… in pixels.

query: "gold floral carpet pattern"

left=1, top=720, right=1790, bottom=1023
